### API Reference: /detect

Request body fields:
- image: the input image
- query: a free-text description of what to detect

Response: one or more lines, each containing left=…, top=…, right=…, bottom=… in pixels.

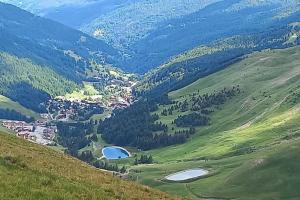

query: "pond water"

left=165, top=169, right=209, bottom=181
left=102, top=146, right=130, bottom=160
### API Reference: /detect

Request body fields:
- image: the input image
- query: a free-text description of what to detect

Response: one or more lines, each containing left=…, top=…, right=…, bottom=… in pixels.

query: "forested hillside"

left=136, top=23, right=300, bottom=96
left=5, top=0, right=300, bottom=73
left=76, top=0, right=300, bottom=72
left=0, top=2, right=118, bottom=68
left=124, top=0, right=300, bottom=72
left=0, top=52, right=78, bottom=112
left=99, top=86, right=239, bottom=150
left=0, top=2, right=121, bottom=111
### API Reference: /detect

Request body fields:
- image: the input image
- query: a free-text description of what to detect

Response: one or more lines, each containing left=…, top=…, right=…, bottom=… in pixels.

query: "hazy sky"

left=0, top=0, right=101, bottom=11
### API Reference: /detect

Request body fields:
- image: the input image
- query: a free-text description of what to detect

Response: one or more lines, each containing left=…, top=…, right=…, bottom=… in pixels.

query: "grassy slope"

left=65, top=82, right=99, bottom=100
left=131, top=47, right=300, bottom=199
left=132, top=139, right=300, bottom=200
left=0, top=131, right=180, bottom=200
left=0, top=95, right=39, bottom=118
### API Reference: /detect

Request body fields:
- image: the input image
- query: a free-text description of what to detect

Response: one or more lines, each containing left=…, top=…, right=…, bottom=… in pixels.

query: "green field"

left=131, top=139, right=300, bottom=199
left=130, top=47, right=300, bottom=199
left=65, top=82, right=100, bottom=100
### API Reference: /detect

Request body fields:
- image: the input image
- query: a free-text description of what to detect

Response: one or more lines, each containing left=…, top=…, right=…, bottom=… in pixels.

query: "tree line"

left=134, top=155, right=153, bottom=165
left=99, top=87, right=240, bottom=150
left=56, top=121, right=95, bottom=156
left=135, top=25, right=294, bottom=97
left=170, top=86, right=240, bottom=127
left=98, top=97, right=188, bottom=150
left=78, top=150, right=126, bottom=173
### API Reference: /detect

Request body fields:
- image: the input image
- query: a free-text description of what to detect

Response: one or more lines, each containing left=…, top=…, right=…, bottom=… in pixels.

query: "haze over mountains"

left=0, top=0, right=137, bottom=28
left=3, top=0, right=300, bottom=73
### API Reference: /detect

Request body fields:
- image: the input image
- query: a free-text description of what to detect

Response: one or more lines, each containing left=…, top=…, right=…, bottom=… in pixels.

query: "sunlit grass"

left=0, top=132, right=179, bottom=200
left=131, top=47, right=300, bottom=199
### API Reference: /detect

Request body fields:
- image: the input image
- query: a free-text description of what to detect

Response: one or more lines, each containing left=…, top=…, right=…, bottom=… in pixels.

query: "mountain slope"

left=0, top=130, right=179, bottom=200
left=5, top=0, right=300, bottom=73
left=136, top=23, right=300, bottom=96
left=152, top=46, right=300, bottom=161
left=80, top=0, right=300, bottom=72
left=0, top=0, right=136, bottom=28
left=0, top=2, right=121, bottom=112
left=0, top=2, right=118, bottom=75
left=0, top=52, right=78, bottom=112
left=127, top=46, right=300, bottom=199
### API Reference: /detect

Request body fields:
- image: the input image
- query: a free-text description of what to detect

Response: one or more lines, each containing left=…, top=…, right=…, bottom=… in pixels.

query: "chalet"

left=17, top=132, right=30, bottom=140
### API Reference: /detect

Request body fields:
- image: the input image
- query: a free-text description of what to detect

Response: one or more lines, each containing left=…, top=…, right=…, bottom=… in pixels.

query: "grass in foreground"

left=0, top=131, right=180, bottom=200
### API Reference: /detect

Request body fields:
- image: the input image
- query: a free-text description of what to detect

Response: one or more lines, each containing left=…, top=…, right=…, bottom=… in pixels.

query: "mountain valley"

left=0, top=1, right=300, bottom=200
left=2, top=0, right=300, bottom=72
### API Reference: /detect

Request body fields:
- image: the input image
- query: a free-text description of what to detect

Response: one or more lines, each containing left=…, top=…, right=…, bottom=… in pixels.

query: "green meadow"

left=130, top=47, right=300, bottom=199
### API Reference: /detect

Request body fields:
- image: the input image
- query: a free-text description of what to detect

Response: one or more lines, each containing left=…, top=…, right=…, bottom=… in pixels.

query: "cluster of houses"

left=109, top=95, right=132, bottom=108
left=2, top=120, right=56, bottom=145
left=88, top=73, right=136, bottom=109
left=47, top=98, right=105, bottom=121
left=48, top=80, right=136, bottom=120
left=105, top=82, right=135, bottom=109
left=48, top=99, right=76, bottom=121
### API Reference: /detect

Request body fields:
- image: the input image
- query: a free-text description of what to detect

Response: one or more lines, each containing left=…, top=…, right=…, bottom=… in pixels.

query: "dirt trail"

left=237, top=91, right=297, bottom=130
left=271, top=66, right=300, bottom=86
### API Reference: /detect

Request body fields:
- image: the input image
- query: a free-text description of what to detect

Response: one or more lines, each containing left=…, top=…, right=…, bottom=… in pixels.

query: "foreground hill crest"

left=0, top=131, right=180, bottom=200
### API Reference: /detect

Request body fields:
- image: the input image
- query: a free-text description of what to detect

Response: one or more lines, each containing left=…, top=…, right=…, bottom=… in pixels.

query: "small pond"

left=102, top=146, right=130, bottom=160
left=165, top=168, right=209, bottom=181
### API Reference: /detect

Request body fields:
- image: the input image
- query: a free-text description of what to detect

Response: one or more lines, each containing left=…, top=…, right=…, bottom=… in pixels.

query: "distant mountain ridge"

left=3, top=0, right=300, bottom=73
left=0, top=0, right=96, bottom=14
left=135, top=23, right=300, bottom=96
left=0, top=0, right=138, bottom=28
left=0, top=2, right=118, bottom=67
